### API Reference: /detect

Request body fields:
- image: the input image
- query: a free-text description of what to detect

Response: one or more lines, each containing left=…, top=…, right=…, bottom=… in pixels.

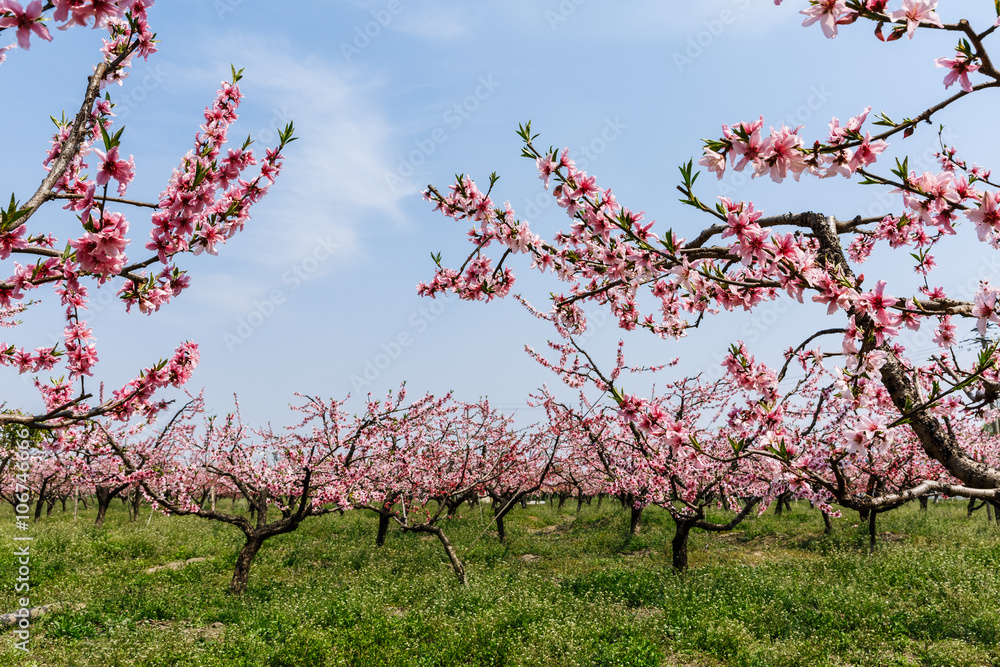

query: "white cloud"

left=174, top=35, right=406, bottom=273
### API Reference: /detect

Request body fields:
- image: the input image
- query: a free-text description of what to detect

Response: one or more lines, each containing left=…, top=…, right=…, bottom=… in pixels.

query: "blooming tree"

left=352, top=395, right=558, bottom=584
left=420, top=2, right=1000, bottom=510
left=0, top=1, right=293, bottom=430
left=106, top=390, right=423, bottom=595
left=530, top=338, right=777, bottom=570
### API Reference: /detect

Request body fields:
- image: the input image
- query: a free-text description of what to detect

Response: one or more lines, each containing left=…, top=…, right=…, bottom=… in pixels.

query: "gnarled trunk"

left=868, top=509, right=878, bottom=554
left=495, top=510, right=507, bottom=544
left=774, top=491, right=792, bottom=516
left=671, top=519, right=693, bottom=571
left=809, top=213, right=1000, bottom=490
left=128, top=490, right=142, bottom=523
left=376, top=512, right=391, bottom=548
left=94, top=486, right=114, bottom=527
left=229, top=536, right=264, bottom=596
left=629, top=505, right=643, bottom=537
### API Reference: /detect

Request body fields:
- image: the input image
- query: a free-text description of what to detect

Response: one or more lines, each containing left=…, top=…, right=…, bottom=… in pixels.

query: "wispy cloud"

left=172, top=33, right=407, bottom=275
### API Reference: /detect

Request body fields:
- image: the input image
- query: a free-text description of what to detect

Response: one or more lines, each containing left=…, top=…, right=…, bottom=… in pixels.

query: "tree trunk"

left=229, top=536, right=264, bottom=596
left=60, top=497, right=67, bottom=512
left=45, top=500, right=54, bottom=517
left=129, top=490, right=141, bottom=523
left=430, top=526, right=467, bottom=586
left=774, top=491, right=792, bottom=516
left=492, top=494, right=519, bottom=545
left=376, top=512, right=391, bottom=548
left=967, top=497, right=985, bottom=518
left=597, top=494, right=604, bottom=509
left=918, top=495, right=929, bottom=511
left=557, top=493, right=567, bottom=510
left=33, top=476, right=50, bottom=522
left=671, top=519, right=693, bottom=571
left=95, top=487, right=113, bottom=528
left=629, top=505, right=643, bottom=537
left=822, top=511, right=833, bottom=535
left=576, top=494, right=584, bottom=513
left=806, top=212, right=1000, bottom=489
left=858, top=507, right=870, bottom=522
left=868, top=509, right=877, bottom=554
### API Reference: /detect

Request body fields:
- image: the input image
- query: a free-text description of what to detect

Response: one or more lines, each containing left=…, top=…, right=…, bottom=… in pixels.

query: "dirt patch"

left=190, top=622, right=225, bottom=641
left=631, top=606, right=664, bottom=621
left=0, top=602, right=86, bottom=626
left=879, top=532, right=908, bottom=543
left=138, top=620, right=226, bottom=642
left=527, top=518, right=575, bottom=536
left=144, top=557, right=207, bottom=574
left=624, top=548, right=654, bottom=558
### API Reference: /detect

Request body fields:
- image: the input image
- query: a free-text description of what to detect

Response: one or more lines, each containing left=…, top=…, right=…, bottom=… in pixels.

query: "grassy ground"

left=0, top=498, right=997, bottom=666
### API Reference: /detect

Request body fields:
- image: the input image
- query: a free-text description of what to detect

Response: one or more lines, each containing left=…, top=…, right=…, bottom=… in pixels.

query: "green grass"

left=0, top=499, right=997, bottom=666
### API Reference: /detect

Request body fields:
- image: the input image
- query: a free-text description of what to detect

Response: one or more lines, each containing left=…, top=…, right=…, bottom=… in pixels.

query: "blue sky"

left=3, top=1, right=999, bottom=428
